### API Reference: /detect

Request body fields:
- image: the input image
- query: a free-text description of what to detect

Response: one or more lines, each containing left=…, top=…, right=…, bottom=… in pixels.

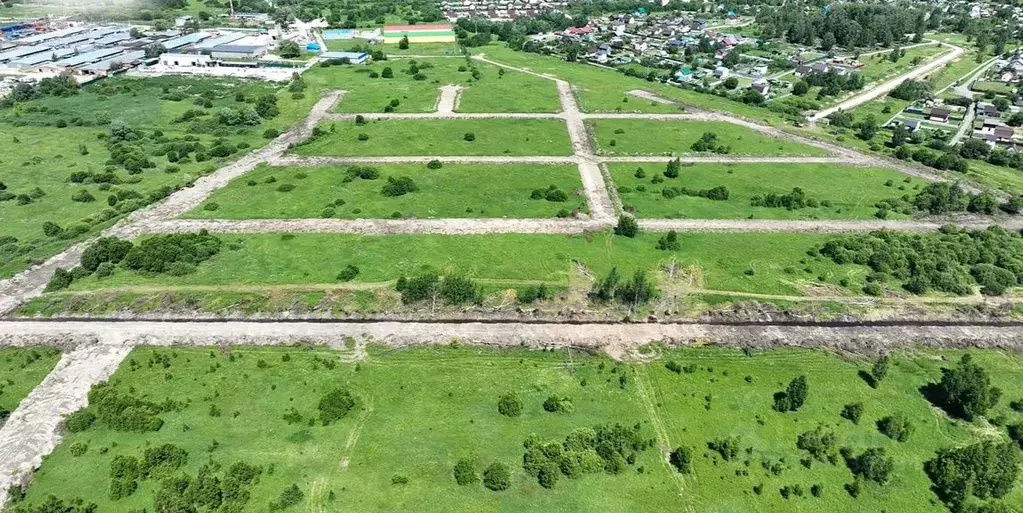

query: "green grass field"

left=0, top=76, right=317, bottom=279
left=588, top=120, right=828, bottom=157
left=608, top=163, right=923, bottom=220
left=0, top=347, right=61, bottom=413
left=14, top=346, right=1023, bottom=512
left=314, top=58, right=561, bottom=113
left=295, top=119, right=574, bottom=156
left=184, top=163, right=587, bottom=219
left=857, top=44, right=949, bottom=83
left=478, top=45, right=791, bottom=125
left=60, top=232, right=854, bottom=297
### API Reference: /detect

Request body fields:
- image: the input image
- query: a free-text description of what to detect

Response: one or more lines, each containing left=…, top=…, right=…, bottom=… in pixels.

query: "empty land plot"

left=646, top=347, right=1023, bottom=513
left=315, top=59, right=560, bottom=113
left=858, top=44, right=949, bottom=83
left=0, top=76, right=313, bottom=278
left=14, top=346, right=1023, bottom=513
left=587, top=120, right=828, bottom=157
left=295, top=119, right=574, bottom=156
left=61, top=232, right=847, bottom=296
left=185, top=163, right=587, bottom=219
left=17, top=346, right=679, bottom=512
left=609, top=163, right=924, bottom=220
left=479, top=46, right=790, bottom=125
left=0, top=347, right=61, bottom=414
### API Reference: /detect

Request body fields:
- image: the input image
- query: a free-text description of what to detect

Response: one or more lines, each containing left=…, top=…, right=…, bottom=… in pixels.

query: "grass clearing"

left=0, top=347, right=61, bottom=413
left=609, top=163, right=924, bottom=220
left=588, top=120, right=828, bottom=156
left=312, top=58, right=560, bottom=113
left=479, top=45, right=790, bottom=125
left=184, top=163, right=587, bottom=219
left=15, top=346, right=1023, bottom=512
left=0, top=76, right=316, bottom=278
left=295, top=118, right=573, bottom=156
left=61, top=232, right=850, bottom=297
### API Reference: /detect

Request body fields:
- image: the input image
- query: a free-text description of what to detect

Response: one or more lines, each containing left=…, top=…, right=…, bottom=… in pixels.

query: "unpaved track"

left=435, top=85, right=462, bottom=114
left=1, top=321, right=1021, bottom=353
left=0, top=342, right=130, bottom=506
left=639, top=217, right=1023, bottom=233
left=323, top=112, right=562, bottom=121
left=141, top=218, right=609, bottom=235
left=275, top=155, right=582, bottom=165
left=811, top=43, right=965, bottom=121
left=602, top=156, right=857, bottom=165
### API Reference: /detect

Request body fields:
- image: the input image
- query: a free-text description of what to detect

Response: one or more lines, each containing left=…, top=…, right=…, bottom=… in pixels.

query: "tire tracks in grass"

left=633, top=365, right=698, bottom=513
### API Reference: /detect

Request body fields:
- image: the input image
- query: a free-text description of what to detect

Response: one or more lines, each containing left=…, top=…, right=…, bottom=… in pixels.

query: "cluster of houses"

left=993, top=53, right=1023, bottom=84
left=793, top=57, right=864, bottom=78
left=440, top=0, right=570, bottom=21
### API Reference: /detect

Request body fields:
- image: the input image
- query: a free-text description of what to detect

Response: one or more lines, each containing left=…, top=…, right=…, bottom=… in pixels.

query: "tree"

left=144, top=43, right=166, bottom=59
left=932, top=354, right=1001, bottom=420
left=669, top=446, right=693, bottom=473
left=845, top=447, right=894, bottom=485
left=773, top=376, right=808, bottom=412
left=277, top=40, right=302, bottom=59
left=877, top=412, right=914, bottom=442
left=317, top=388, right=356, bottom=425
left=398, top=35, right=410, bottom=50
left=665, top=158, right=681, bottom=178
left=796, top=425, right=837, bottom=462
left=871, top=356, right=889, bottom=388
left=657, top=230, right=680, bottom=251
left=453, top=459, right=478, bottom=485
left=723, top=77, right=739, bottom=89
left=925, top=441, right=1021, bottom=512
left=959, top=138, right=991, bottom=160
left=857, top=115, right=878, bottom=140
left=890, top=126, right=909, bottom=147
left=497, top=393, right=522, bottom=417
left=614, top=215, right=639, bottom=237
left=792, top=80, right=809, bottom=96
left=841, top=403, right=864, bottom=424
left=381, top=67, right=393, bottom=78
left=483, top=463, right=511, bottom=491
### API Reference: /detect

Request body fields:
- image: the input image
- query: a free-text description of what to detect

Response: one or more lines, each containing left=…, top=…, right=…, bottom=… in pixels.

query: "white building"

left=160, top=53, right=212, bottom=67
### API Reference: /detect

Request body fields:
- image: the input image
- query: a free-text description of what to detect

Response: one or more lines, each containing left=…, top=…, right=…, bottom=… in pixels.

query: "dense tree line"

left=395, top=273, right=481, bottom=305
left=816, top=227, right=1023, bottom=296
left=756, top=4, right=926, bottom=51
left=926, top=441, right=1020, bottom=513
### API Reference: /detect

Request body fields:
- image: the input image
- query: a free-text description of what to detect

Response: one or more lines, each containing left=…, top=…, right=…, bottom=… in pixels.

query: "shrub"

left=275, top=484, right=304, bottom=509
left=263, top=128, right=280, bottom=139
left=483, top=463, right=511, bottom=491
left=276, top=184, right=296, bottom=193
left=395, top=273, right=439, bottom=304
left=796, top=425, right=837, bottom=462
left=141, top=444, right=188, bottom=478
left=614, top=215, right=639, bottom=237
left=64, top=409, right=96, bottom=432
left=464, top=132, right=476, bottom=142
left=87, top=384, right=170, bottom=432
left=877, top=412, right=914, bottom=442
left=773, top=376, right=808, bottom=412
left=81, top=237, right=134, bottom=272
left=381, top=176, right=418, bottom=197
left=44, top=267, right=74, bottom=292
left=657, top=230, right=680, bottom=251
left=669, top=446, right=693, bottom=473
left=497, top=393, right=523, bottom=417
left=843, top=447, right=893, bottom=485
left=69, top=442, right=88, bottom=457
left=121, top=233, right=221, bottom=275
left=72, top=189, right=96, bottom=203
left=870, top=356, right=889, bottom=387
left=453, top=459, right=478, bottom=485
left=318, top=388, right=356, bottom=425
left=42, top=221, right=63, bottom=237
left=840, top=402, right=864, bottom=424
left=925, top=441, right=1020, bottom=512
left=542, top=395, right=573, bottom=413
left=357, top=133, right=369, bottom=141
left=708, top=436, right=741, bottom=461
left=426, top=159, right=443, bottom=169
left=517, top=283, right=552, bottom=303
left=440, top=274, right=480, bottom=305
left=930, top=354, right=1001, bottom=420
left=336, top=264, right=360, bottom=282
left=545, top=188, right=568, bottom=202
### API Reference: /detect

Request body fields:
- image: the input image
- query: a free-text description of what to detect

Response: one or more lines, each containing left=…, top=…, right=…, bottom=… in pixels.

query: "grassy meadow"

left=185, top=163, right=587, bottom=219
left=13, top=346, right=1023, bottom=512
left=587, top=120, right=828, bottom=156
left=295, top=119, right=574, bottom=156
left=608, top=163, right=924, bottom=220
left=0, top=347, right=61, bottom=413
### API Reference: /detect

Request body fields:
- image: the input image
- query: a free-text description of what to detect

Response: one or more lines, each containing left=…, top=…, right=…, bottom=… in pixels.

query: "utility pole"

left=229, top=0, right=235, bottom=18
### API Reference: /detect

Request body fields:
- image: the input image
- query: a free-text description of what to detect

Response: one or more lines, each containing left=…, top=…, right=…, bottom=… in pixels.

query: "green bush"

left=497, top=393, right=523, bottom=417
left=318, top=388, right=356, bottom=425
left=483, top=463, right=511, bottom=491
left=464, top=132, right=475, bottom=142
left=64, top=409, right=96, bottom=432
left=773, top=376, right=808, bottom=412
left=381, top=176, right=418, bottom=197
left=614, top=215, right=639, bottom=237
left=121, top=232, right=221, bottom=275
left=931, top=354, right=1001, bottom=421
left=542, top=395, right=573, bottom=414
left=453, top=459, right=478, bottom=485
left=71, top=189, right=96, bottom=203
left=840, top=402, right=863, bottom=424
left=925, top=441, right=1020, bottom=512
left=877, top=412, right=914, bottom=442
left=669, top=446, right=693, bottom=473
left=336, top=264, right=360, bottom=282
left=81, top=237, right=134, bottom=272
left=44, top=267, right=74, bottom=292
